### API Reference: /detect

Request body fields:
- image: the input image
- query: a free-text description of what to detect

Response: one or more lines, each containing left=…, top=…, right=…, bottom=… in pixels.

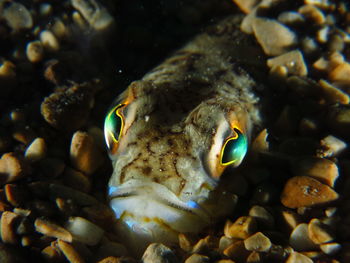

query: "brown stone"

left=267, top=50, right=308, bottom=76
left=25, top=137, right=47, bottom=162
left=292, top=157, right=339, bottom=187
left=225, top=217, right=257, bottom=239
left=35, top=218, right=72, bottom=242
left=70, top=131, right=104, bottom=175
left=281, top=176, right=339, bottom=208
left=0, top=152, right=29, bottom=184
left=286, top=252, right=313, bottom=263
left=308, top=218, right=334, bottom=244
left=1, top=211, right=20, bottom=244
left=223, top=240, right=250, bottom=262
left=57, top=240, right=85, bottom=263
left=244, top=232, right=271, bottom=252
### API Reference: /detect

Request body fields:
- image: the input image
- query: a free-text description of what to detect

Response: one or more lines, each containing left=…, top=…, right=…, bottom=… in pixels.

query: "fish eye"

left=104, top=104, right=126, bottom=154
left=220, top=128, right=247, bottom=166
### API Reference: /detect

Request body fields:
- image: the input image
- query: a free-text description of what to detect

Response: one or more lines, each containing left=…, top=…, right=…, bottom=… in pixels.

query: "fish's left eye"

left=220, top=128, right=247, bottom=166
left=104, top=104, right=126, bottom=154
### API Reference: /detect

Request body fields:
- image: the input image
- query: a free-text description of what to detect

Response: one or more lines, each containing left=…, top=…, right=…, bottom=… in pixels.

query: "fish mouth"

left=108, top=179, right=212, bottom=234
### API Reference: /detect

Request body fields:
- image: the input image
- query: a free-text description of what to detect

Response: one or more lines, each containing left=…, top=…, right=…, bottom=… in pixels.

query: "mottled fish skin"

left=105, top=15, right=264, bottom=254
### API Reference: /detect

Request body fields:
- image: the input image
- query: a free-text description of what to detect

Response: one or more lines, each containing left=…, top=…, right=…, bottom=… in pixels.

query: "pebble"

left=71, top=0, right=115, bottom=31
left=277, top=11, right=305, bottom=25
left=191, top=236, right=216, bottom=254
left=2, top=2, right=33, bottom=31
left=298, top=5, right=326, bottom=25
left=41, top=84, right=94, bottom=131
left=267, top=50, right=308, bottom=76
left=184, top=254, right=210, bottom=263
left=289, top=223, right=318, bottom=251
left=57, top=239, right=85, bottom=263
left=232, top=0, right=259, bottom=14
left=40, top=30, right=60, bottom=52
left=320, top=242, right=341, bottom=255
left=142, top=243, right=178, bottom=263
left=1, top=211, right=20, bottom=244
left=26, top=41, right=44, bottom=63
left=223, top=240, right=250, bottom=262
left=34, top=218, right=73, bottom=242
left=308, top=218, right=334, bottom=244
left=70, top=131, right=104, bottom=175
left=292, top=157, right=339, bottom=187
left=244, top=232, right=271, bottom=252
left=24, top=137, right=47, bottom=162
left=65, top=216, right=104, bottom=246
left=329, top=62, right=350, bottom=84
left=0, top=152, right=28, bottom=185
left=319, top=135, right=347, bottom=157
left=224, top=216, right=257, bottom=239
left=281, top=176, right=339, bottom=208
left=246, top=251, right=262, bottom=262
left=42, top=245, right=64, bottom=262
left=316, top=26, right=330, bottom=43
left=279, top=209, right=302, bottom=233
left=218, top=236, right=235, bottom=252
left=286, top=252, right=313, bottom=263
left=5, top=184, right=26, bottom=207
left=252, top=17, right=297, bottom=56
left=319, top=79, right=350, bottom=104
left=248, top=205, right=274, bottom=228
left=178, top=233, right=194, bottom=252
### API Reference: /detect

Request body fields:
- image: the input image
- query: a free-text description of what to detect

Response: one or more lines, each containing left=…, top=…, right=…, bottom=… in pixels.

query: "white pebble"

left=40, top=30, right=60, bottom=52
left=26, top=41, right=44, bottom=63
left=65, top=216, right=104, bottom=246
left=289, top=223, right=318, bottom=251
left=25, top=137, right=47, bottom=162
left=2, top=2, right=33, bottom=30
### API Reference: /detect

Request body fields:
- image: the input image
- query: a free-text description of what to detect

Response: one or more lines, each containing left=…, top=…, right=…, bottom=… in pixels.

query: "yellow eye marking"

left=104, top=103, right=126, bottom=153
left=220, top=127, right=247, bottom=166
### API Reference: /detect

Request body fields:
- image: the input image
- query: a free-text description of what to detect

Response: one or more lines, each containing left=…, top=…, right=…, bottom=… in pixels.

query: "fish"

left=104, top=15, right=264, bottom=255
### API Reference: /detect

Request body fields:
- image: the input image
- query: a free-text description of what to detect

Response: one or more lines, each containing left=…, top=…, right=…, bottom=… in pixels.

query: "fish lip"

left=108, top=179, right=211, bottom=220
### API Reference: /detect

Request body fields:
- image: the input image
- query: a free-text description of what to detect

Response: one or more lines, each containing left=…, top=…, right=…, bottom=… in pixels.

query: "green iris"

left=220, top=128, right=247, bottom=166
left=104, top=104, right=125, bottom=151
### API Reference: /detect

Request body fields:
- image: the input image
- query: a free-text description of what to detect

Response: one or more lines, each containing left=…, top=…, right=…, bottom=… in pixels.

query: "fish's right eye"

left=104, top=104, right=126, bottom=154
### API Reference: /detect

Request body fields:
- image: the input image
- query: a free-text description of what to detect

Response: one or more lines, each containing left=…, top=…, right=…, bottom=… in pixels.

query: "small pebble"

left=244, top=232, right=271, bottom=252
left=1, top=211, right=20, bottom=244
left=49, top=184, right=98, bottom=206
left=41, top=84, right=94, bottom=131
left=279, top=209, right=302, bottom=233
left=292, top=157, right=339, bottom=187
left=308, top=218, right=334, bottom=244
left=178, top=233, right=194, bottom=252
left=2, top=2, right=33, bottom=31
left=319, top=79, right=350, bottom=104
left=319, top=135, right=347, bottom=157
left=281, top=176, right=339, bottom=208
left=26, top=41, right=44, bottom=63
left=252, top=17, right=297, bottom=56
left=298, top=5, right=326, bottom=25
left=40, top=30, right=60, bottom=52
left=267, top=50, right=307, bottom=76
left=316, top=26, right=329, bottom=43
left=225, top=216, right=257, bottom=239
left=184, top=254, right=209, bottom=263
left=329, top=62, right=350, bottom=83
left=277, top=11, right=305, bottom=25
left=248, top=205, right=274, bottom=228
left=42, top=245, right=64, bottom=262
left=34, top=218, right=72, bottom=242
left=70, top=131, right=104, bottom=175
left=289, top=223, right=318, bottom=251
left=142, top=243, right=178, bottom=263
left=63, top=167, right=91, bottom=193
left=320, top=242, right=341, bottom=255
left=5, top=184, right=26, bottom=207
left=218, top=236, right=235, bottom=252
left=0, top=152, right=28, bottom=184
left=246, top=251, right=263, bottom=263
left=232, top=0, right=259, bottom=14
left=25, top=137, right=47, bottom=162
left=57, top=240, right=85, bottom=263
left=327, top=105, right=350, bottom=138
left=286, top=252, right=313, bottom=263
left=39, top=157, right=65, bottom=178
left=65, top=216, right=104, bottom=246
left=71, top=0, right=115, bottom=31
left=223, top=240, right=250, bottom=262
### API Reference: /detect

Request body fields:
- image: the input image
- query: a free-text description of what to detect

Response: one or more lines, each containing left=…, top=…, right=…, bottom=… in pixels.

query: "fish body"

left=104, top=15, right=263, bottom=254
